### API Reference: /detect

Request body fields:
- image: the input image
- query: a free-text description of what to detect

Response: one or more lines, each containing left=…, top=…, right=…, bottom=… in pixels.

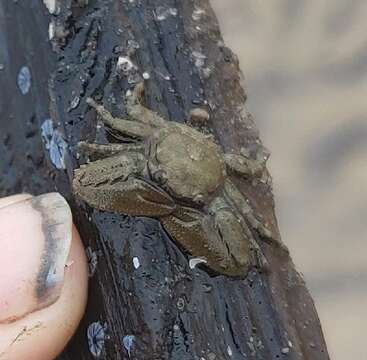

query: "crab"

left=73, top=83, right=277, bottom=277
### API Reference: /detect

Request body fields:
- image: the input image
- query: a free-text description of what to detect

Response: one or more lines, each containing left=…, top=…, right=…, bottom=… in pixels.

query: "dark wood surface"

left=0, top=1, right=329, bottom=359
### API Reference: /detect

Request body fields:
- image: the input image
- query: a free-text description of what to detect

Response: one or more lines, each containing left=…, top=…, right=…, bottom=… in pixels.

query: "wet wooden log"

left=0, top=0, right=330, bottom=359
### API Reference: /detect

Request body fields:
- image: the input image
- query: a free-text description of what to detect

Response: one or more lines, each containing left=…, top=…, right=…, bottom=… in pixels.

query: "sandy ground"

left=211, top=1, right=367, bottom=359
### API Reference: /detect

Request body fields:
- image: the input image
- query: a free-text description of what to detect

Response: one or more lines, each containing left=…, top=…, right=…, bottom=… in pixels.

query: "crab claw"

left=73, top=165, right=176, bottom=217
left=161, top=205, right=251, bottom=277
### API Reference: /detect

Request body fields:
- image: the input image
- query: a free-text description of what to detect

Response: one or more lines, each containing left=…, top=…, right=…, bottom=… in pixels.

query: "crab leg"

left=161, top=206, right=244, bottom=276
left=126, top=83, right=169, bottom=128
left=224, top=180, right=272, bottom=239
left=207, top=188, right=269, bottom=271
left=73, top=152, right=176, bottom=217
left=74, top=175, right=176, bottom=217
left=127, top=102, right=169, bottom=128
left=87, top=98, right=153, bottom=138
left=78, top=141, right=144, bottom=160
left=224, top=153, right=265, bottom=177
left=162, top=203, right=258, bottom=277
left=223, top=180, right=289, bottom=252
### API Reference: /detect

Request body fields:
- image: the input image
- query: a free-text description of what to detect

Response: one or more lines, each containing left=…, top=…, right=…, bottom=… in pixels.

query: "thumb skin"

left=0, top=193, right=88, bottom=360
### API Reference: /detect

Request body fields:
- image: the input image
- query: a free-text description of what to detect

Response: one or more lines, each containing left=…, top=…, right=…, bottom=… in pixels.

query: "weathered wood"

left=0, top=1, right=329, bottom=359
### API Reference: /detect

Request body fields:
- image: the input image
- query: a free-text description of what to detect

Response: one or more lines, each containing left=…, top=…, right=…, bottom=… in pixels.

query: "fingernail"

left=0, top=193, right=72, bottom=323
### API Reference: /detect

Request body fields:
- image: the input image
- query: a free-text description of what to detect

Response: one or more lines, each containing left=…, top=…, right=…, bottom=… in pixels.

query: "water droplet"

left=87, top=321, right=107, bottom=358
left=122, top=335, right=135, bottom=357
left=133, top=257, right=140, bottom=269
left=142, top=72, right=150, bottom=80
left=17, top=66, right=31, bottom=95
left=202, top=283, right=212, bottom=293
left=48, top=21, right=55, bottom=40
left=155, top=70, right=170, bottom=81
left=227, top=345, right=233, bottom=356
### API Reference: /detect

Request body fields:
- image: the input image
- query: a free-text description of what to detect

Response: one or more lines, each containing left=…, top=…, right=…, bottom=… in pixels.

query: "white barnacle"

left=43, top=0, right=59, bottom=14
left=69, top=96, right=80, bottom=111
left=117, top=56, right=136, bottom=73
left=48, top=21, right=55, bottom=40
left=176, top=297, right=185, bottom=310
left=127, top=39, right=140, bottom=54
left=122, top=335, right=135, bottom=357
left=87, top=321, right=107, bottom=358
left=155, top=6, right=178, bottom=21
left=49, top=131, right=67, bottom=169
left=192, top=8, right=205, bottom=21
left=41, top=119, right=54, bottom=148
left=41, top=119, right=68, bottom=170
left=189, top=257, right=207, bottom=269
left=17, top=66, right=31, bottom=95
left=202, top=67, right=212, bottom=79
left=192, top=51, right=207, bottom=68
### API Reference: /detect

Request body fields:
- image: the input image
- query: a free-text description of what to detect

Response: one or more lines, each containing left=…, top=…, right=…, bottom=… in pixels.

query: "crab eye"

left=153, top=169, right=168, bottom=184
left=194, top=194, right=205, bottom=206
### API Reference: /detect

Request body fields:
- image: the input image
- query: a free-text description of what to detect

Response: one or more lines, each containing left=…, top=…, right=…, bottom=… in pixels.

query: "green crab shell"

left=151, top=124, right=226, bottom=204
